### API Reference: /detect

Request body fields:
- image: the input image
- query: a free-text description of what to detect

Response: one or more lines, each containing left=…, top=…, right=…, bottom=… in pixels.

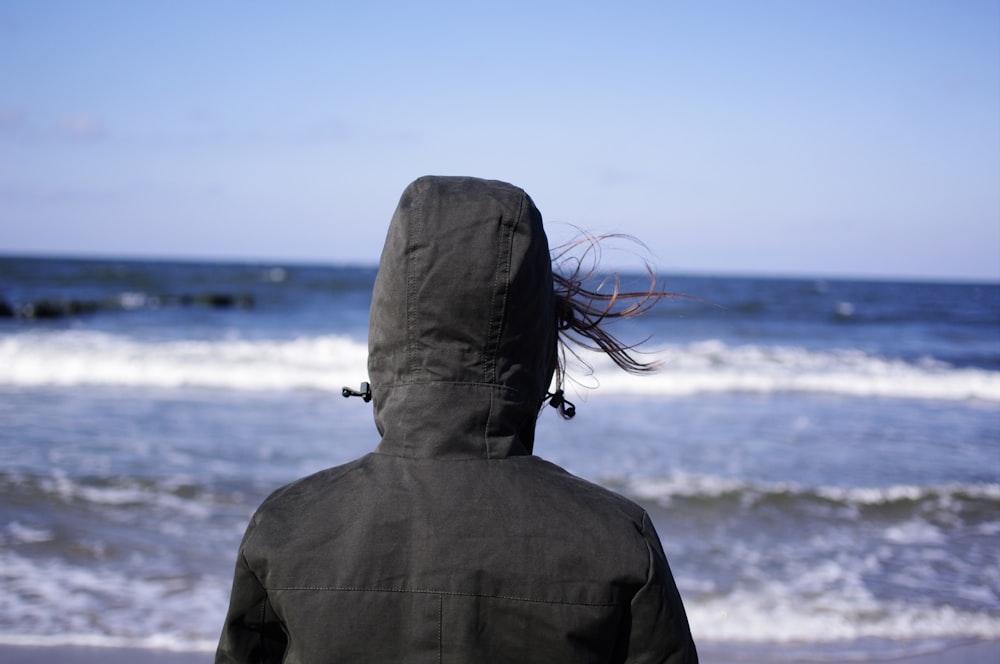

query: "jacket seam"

left=640, top=512, right=655, bottom=587
left=258, top=579, right=267, bottom=661
left=369, top=451, right=532, bottom=461
left=402, top=183, right=423, bottom=452
left=269, top=585, right=617, bottom=608
left=485, top=390, right=495, bottom=459
left=405, top=185, right=420, bottom=381
left=375, top=379, right=521, bottom=395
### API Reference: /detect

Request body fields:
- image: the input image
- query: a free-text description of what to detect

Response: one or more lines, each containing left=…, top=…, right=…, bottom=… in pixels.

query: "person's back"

left=216, top=176, right=697, bottom=663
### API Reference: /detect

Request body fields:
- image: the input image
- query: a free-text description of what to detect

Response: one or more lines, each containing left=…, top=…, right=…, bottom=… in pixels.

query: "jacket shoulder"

left=515, top=455, right=654, bottom=531
left=249, top=455, right=371, bottom=528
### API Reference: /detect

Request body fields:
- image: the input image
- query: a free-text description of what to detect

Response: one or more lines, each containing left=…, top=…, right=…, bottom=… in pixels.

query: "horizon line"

left=1, top=249, right=997, bottom=286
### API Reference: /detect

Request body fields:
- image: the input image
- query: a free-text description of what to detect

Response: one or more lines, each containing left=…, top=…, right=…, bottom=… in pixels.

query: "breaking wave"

left=1, top=331, right=997, bottom=401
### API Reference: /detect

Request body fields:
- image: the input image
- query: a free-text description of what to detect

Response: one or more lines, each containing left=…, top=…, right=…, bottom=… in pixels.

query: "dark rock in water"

left=207, top=293, right=238, bottom=308
left=25, top=300, right=69, bottom=319
left=22, top=299, right=100, bottom=319
left=212, top=293, right=254, bottom=309
left=176, top=293, right=255, bottom=309
left=10, top=291, right=254, bottom=321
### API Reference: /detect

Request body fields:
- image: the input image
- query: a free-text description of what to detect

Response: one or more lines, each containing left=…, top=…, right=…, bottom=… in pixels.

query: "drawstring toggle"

left=545, top=389, right=576, bottom=419
left=342, top=382, right=372, bottom=403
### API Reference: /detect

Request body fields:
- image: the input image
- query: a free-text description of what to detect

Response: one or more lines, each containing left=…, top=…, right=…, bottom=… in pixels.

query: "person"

left=216, top=176, right=698, bottom=663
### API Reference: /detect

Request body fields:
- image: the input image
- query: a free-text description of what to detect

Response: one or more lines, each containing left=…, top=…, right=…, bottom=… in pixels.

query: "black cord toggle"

left=545, top=389, right=576, bottom=418
left=342, top=381, right=372, bottom=403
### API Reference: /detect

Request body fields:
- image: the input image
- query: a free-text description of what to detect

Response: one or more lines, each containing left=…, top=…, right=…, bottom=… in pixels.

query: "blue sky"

left=1, top=0, right=998, bottom=280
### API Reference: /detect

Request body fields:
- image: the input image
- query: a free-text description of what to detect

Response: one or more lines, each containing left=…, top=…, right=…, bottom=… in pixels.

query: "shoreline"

left=1, top=640, right=997, bottom=664
left=0, top=646, right=211, bottom=663
left=697, top=639, right=1000, bottom=663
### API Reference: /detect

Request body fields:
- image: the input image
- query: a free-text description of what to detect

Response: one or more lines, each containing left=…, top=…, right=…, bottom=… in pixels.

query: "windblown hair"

left=550, top=233, right=684, bottom=418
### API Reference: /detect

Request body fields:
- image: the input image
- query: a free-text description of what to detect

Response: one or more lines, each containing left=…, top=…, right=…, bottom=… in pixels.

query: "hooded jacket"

left=216, top=176, right=697, bottom=663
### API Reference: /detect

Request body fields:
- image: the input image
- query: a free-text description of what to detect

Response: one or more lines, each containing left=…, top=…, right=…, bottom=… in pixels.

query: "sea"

left=0, top=255, right=998, bottom=659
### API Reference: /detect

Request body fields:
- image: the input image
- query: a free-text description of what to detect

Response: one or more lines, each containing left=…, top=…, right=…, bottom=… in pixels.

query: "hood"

left=368, top=176, right=555, bottom=458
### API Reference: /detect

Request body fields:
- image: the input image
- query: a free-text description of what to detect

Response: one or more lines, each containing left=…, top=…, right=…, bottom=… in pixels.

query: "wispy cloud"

left=0, top=106, right=25, bottom=130
left=56, top=114, right=106, bottom=140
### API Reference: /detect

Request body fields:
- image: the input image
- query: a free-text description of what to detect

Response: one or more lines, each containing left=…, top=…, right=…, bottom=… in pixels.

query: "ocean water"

left=0, top=255, right=998, bottom=656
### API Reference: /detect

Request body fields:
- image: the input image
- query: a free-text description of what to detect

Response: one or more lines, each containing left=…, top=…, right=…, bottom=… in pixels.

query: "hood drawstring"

left=342, top=382, right=372, bottom=403
left=544, top=390, right=576, bottom=419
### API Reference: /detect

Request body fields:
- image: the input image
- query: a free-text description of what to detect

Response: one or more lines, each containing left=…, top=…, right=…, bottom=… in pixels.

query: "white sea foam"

left=0, top=632, right=217, bottom=653
left=627, top=472, right=1000, bottom=506
left=0, top=331, right=365, bottom=392
left=34, top=470, right=215, bottom=518
left=686, top=587, right=1000, bottom=642
left=588, top=340, right=1000, bottom=401
left=3, top=521, right=54, bottom=544
left=1, top=331, right=998, bottom=401
left=1, top=545, right=997, bottom=649
left=0, top=550, right=224, bottom=652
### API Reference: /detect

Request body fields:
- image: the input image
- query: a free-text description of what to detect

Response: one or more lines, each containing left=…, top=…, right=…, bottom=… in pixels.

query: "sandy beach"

left=2, top=640, right=998, bottom=663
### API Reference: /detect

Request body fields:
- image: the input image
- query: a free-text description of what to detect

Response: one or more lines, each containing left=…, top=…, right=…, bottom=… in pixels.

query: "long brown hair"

left=550, top=233, right=685, bottom=418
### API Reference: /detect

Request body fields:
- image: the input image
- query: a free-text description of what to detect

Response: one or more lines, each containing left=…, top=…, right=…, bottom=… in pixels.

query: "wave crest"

left=1, top=332, right=997, bottom=401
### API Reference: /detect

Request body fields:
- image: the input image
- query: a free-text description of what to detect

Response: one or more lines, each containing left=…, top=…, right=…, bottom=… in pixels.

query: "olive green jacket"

left=216, top=176, right=697, bottom=663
